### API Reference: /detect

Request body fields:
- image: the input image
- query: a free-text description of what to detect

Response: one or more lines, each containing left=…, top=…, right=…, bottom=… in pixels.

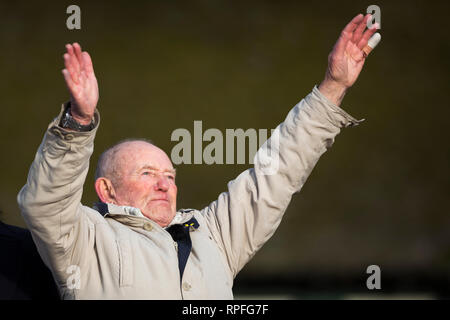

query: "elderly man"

left=18, top=14, right=378, bottom=299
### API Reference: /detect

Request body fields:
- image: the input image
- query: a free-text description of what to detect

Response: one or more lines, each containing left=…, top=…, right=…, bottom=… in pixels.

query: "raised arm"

left=200, top=14, right=379, bottom=278
left=17, top=43, right=100, bottom=284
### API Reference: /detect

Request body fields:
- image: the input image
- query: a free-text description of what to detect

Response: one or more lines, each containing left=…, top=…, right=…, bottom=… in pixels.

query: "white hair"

left=94, top=138, right=154, bottom=184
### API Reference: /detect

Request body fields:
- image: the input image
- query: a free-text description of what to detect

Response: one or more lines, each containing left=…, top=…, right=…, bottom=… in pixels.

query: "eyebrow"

left=139, top=165, right=176, bottom=175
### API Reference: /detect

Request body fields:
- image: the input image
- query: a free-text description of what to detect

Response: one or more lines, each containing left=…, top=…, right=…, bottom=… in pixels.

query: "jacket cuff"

left=306, top=85, right=365, bottom=128
left=45, top=103, right=100, bottom=146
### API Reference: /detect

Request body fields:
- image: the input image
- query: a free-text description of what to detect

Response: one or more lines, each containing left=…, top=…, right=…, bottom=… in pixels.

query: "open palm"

left=325, top=14, right=379, bottom=88
left=62, top=43, right=98, bottom=125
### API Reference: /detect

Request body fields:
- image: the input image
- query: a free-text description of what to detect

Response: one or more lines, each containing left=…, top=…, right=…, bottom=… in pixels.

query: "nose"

left=154, top=175, right=170, bottom=192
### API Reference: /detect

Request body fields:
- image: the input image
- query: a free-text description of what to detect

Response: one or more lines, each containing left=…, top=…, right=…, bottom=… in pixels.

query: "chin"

left=144, top=207, right=175, bottom=227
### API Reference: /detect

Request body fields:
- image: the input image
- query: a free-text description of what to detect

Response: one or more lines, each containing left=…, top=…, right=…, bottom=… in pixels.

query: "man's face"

left=111, top=141, right=177, bottom=227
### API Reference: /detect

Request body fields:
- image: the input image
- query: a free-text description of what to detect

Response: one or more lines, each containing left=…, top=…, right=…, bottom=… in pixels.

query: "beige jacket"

left=17, top=86, right=361, bottom=299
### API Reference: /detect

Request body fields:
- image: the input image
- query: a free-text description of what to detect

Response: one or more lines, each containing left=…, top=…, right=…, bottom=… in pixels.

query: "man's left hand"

left=319, top=13, right=379, bottom=106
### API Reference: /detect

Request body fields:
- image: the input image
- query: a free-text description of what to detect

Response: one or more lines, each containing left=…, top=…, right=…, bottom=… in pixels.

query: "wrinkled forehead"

left=115, top=141, right=174, bottom=173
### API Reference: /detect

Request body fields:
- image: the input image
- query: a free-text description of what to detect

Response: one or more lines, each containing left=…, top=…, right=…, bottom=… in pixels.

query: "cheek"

left=136, top=182, right=155, bottom=199
left=170, top=184, right=178, bottom=199
left=119, top=181, right=151, bottom=203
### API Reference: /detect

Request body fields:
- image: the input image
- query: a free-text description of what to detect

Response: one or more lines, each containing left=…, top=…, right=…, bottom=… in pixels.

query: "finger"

left=342, top=13, right=364, bottom=35
left=334, top=13, right=364, bottom=56
left=357, top=23, right=379, bottom=50
left=63, top=53, right=79, bottom=84
left=62, top=69, right=75, bottom=92
left=66, top=44, right=80, bottom=75
left=82, top=51, right=95, bottom=76
left=73, top=43, right=85, bottom=72
left=362, top=32, right=381, bottom=58
left=352, top=14, right=371, bottom=44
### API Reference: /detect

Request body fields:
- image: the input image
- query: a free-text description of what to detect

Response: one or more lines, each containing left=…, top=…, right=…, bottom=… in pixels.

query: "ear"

left=95, top=177, right=118, bottom=204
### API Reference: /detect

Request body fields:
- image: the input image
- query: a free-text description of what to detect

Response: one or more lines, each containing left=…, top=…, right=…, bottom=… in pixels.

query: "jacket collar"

left=92, top=202, right=196, bottom=229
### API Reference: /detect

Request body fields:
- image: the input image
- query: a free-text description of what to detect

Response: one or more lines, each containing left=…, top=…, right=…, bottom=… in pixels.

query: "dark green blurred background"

left=1, top=0, right=449, bottom=298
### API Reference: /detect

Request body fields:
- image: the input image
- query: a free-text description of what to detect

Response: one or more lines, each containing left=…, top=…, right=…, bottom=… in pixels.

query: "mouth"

left=150, top=199, right=169, bottom=204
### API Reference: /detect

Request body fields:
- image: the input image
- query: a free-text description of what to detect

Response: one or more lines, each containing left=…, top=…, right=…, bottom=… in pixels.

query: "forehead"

left=115, top=141, right=174, bottom=172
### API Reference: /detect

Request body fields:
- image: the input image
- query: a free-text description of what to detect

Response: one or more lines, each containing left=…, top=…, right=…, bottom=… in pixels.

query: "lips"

left=150, top=198, right=169, bottom=204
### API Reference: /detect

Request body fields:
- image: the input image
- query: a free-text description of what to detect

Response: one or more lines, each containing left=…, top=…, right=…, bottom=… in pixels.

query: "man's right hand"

left=62, top=43, right=99, bottom=125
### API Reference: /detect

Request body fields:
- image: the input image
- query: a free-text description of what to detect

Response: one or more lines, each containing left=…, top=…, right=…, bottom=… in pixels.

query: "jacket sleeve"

left=200, top=86, right=363, bottom=278
left=17, top=103, right=100, bottom=285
